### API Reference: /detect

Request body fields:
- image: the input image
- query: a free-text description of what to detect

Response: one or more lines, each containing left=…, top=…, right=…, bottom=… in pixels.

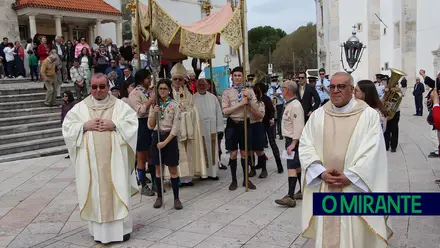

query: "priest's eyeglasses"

left=329, top=84, right=349, bottom=91
left=91, top=84, right=107, bottom=90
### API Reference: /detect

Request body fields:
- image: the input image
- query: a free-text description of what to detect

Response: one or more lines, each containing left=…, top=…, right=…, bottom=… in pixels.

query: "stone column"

left=55, top=16, right=62, bottom=37
left=95, top=19, right=102, bottom=38
left=115, top=21, right=122, bottom=47
left=88, top=25, right=94, bottom=45
left=401, top=0, right=417, bottom=87
left=327, top=0, right=340, bottom=75
left=68, top=25, right=74, bottom=41
left=28, top=15, right=37, bottom=40
left=367, top=0, right=381, bottom=80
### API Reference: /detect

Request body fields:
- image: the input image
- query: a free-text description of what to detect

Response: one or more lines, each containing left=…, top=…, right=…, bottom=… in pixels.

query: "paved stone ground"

left=0, top=93, right=439, bottom=248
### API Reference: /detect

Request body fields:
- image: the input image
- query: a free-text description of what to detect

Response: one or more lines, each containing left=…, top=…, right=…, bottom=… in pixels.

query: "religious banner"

left=203, top=65, right=230, bottom=95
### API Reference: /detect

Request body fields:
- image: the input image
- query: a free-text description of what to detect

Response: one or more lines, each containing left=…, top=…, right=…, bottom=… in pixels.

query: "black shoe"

left=277, top=167, right=284, bottom=173
left=65, top=155, right=70, bottom=159
left=428, top=152, right=439, bottom=158
left=279, top=136, right=284, bottom=140
left=259, top=170, right=268, bottom=178
left=242, top=180, right=256, bottom=190
left=219, top=164, right=228, bottom=170
left=249, top=169, right=256, bottom=177
left=123, top=234, right=130, bottom=241
left=264, top=144, right=269, bottom=148
left=391, top=148, right=396, bottom=153
left=229, top=181, right=238, bottom=191
left=145, top=177, right=152, bottom=184
left=153, top=198, right=162, bottom=208
left=208, top=176, right=219, bottom=181
left=174, top=199, right=183, bottom=210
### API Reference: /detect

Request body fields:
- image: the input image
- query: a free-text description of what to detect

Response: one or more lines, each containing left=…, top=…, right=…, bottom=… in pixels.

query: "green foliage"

left=248, top=26, right=286, bottom=60
left=248, top=23, right=317, bottom=76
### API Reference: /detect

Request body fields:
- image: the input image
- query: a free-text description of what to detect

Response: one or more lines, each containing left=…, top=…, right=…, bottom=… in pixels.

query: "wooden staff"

left=240, top=0, right=249, bottom=192
left=135, top=0, right=141, bottom=70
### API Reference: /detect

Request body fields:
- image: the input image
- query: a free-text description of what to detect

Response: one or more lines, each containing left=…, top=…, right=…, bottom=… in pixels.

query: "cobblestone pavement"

left=0, top=94, right=439, bottom=248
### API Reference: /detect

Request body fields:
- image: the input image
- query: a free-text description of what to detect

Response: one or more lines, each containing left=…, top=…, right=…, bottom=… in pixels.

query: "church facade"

left=315, top=0, right=440, bottom=85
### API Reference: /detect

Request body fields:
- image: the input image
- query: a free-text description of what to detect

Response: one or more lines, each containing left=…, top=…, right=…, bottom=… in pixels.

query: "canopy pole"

left=240, top=0, right=248, bottom=192
left=135, top=0, right=141, bottom=71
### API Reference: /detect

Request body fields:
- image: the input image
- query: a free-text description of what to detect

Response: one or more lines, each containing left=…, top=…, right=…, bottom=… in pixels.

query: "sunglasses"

left=329, top=84, right=349, bottom=91
left=91, top=84, right=107, bottom=90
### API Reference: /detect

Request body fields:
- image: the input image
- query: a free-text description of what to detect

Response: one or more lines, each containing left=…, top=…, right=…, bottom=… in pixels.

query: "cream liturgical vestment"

left=62, top=94, right=139, bottom=244
left=299, top=98, right=393, bottom=248
left=163, top=87, right=206, bottom=179
left=191, top=91, right=224, bottom=178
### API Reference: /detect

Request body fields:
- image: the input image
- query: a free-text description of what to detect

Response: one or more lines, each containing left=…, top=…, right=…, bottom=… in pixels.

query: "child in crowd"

left=28, top=50, right=39, bottom=81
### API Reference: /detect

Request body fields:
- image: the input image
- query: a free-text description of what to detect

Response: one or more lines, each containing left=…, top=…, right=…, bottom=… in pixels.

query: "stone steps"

left=0, top=128, right=62, bottom=145
left=0, top=136, right=66, bottom=156
left=0, top=146, right=67, bottom=163
left=0, top=92, right=46, bottom=102
left=0, top=112, right=60, bottom=127
left=0, top=106, right=60, bottom=118
left=0, top=120, right=61, bottom=135
left=0, top=82, right=75, bottom=162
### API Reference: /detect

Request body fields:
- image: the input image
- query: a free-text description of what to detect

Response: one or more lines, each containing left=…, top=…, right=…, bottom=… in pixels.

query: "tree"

left=248, top=26, right=287, bottom=61
left=272, top=22, right=317, bottom=75
left=249, top=54, right=268, bottom=73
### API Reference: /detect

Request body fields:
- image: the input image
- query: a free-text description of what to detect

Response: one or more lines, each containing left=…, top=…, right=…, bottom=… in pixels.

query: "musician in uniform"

left=267, top=75, right=284, bottom=139
left=148, top=79, right=183, bottom=210
left=222, top=66, right=259, bottom=190
left=383, top=77, right=401, bottom=153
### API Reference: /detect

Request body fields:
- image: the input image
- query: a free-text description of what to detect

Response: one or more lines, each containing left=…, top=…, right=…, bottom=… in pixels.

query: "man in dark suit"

left=191, top=58, right=204, bottom=79
left=120, top=65, right=134, bottom=98
left=296, top=72, right=321, bottom=122
left=413, top=77, right=425, bottom=116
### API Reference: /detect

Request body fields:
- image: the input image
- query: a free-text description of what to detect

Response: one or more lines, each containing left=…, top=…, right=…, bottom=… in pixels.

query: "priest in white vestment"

left=299, top=72, right=393, bottom=248
left=62, top=73, right=138, bottom=244
left=168, top=63, right=206, bottom=183
left=190, top=78, right=224, bottom=179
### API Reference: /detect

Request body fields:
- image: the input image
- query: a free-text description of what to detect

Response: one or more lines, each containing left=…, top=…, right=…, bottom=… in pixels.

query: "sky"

left=247, top=0, right=316, bottom=34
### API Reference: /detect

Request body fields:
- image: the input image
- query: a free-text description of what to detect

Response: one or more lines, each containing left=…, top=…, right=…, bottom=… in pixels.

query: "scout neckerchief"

left=284, top=97, right=297, bottom=106
left=233, top=84, right=244, bottom=102
left=136, top=85, right=150, bottom=99
left=159, top=97, right=172, bottom=119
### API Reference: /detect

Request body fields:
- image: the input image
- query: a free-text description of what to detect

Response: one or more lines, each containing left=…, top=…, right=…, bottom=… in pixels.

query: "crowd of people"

left=59, top=52, right=440, bottom=246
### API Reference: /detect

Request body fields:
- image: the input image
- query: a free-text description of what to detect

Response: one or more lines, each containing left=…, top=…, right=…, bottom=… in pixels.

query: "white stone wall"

left=401, top=0, right=417, bottom=86
left=367, top=0, right=381, bottom=81
left=0, top=0, right=20, bottom=41
left=379, top=0, right=394, bottom=74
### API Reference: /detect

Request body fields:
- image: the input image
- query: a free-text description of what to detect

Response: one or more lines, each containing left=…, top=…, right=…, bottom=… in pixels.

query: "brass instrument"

left=383, top=68, right=407, bottom=120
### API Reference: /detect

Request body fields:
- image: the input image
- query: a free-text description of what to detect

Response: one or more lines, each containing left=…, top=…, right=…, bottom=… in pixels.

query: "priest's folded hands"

left=83, top=118, right=115, bottom=132
left=320, top=168, right=351, bottom=188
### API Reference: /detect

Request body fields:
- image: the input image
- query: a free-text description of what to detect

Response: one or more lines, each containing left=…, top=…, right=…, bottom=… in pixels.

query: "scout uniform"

left=282, top=97, right=305, bottom=170
left=249, top=100, right=268, bottom=178
left=129, top=86, right=152, bottom=152
left=148, top=98, right=181, bottom=167
left=222, top=83, right=258, bottom=190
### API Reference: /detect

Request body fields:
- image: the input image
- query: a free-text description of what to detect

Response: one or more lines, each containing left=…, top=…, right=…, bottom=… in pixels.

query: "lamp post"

left=224, top=54, right=231, bottom=67
left=340, top=25, right=366, bottom=74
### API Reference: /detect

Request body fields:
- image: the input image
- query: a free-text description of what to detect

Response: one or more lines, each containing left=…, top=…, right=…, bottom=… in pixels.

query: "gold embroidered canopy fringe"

left=132, top=0, right=243, bottom=60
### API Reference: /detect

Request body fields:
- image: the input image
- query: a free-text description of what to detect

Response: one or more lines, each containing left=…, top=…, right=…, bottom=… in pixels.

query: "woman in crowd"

left=355, top=80, right=388, bottom=132
left=78, top=47, right=92, bottom=94
left=37, top=36, right=50, bottom=63
left=148, top=79, right=182, bottom=210
left=3, top=43, right=15, bottom=78
left=74, top=37, right=91, bottom=59
left=94, top=44, right=110, bottom=74
left=61, top=90, right=76, bottom=159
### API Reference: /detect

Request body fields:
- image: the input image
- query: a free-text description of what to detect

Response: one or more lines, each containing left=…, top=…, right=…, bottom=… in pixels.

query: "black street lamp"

left=340, top=25, right=366, bottom=74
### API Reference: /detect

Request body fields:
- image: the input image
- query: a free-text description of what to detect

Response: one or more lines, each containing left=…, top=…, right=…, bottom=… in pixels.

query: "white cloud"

left=247, top=0, right=316, bottom=34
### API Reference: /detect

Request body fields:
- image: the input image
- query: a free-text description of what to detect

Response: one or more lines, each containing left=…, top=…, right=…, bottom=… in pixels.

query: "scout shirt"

left=222, top=86, right=257, bottom=121
left=282, top=97, right=305, bottom=140
left=147, top=99, right=181, bottom=137
left=250, top=101, right=266, bottom=124
left=129, top=86, right=151, bottom=118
